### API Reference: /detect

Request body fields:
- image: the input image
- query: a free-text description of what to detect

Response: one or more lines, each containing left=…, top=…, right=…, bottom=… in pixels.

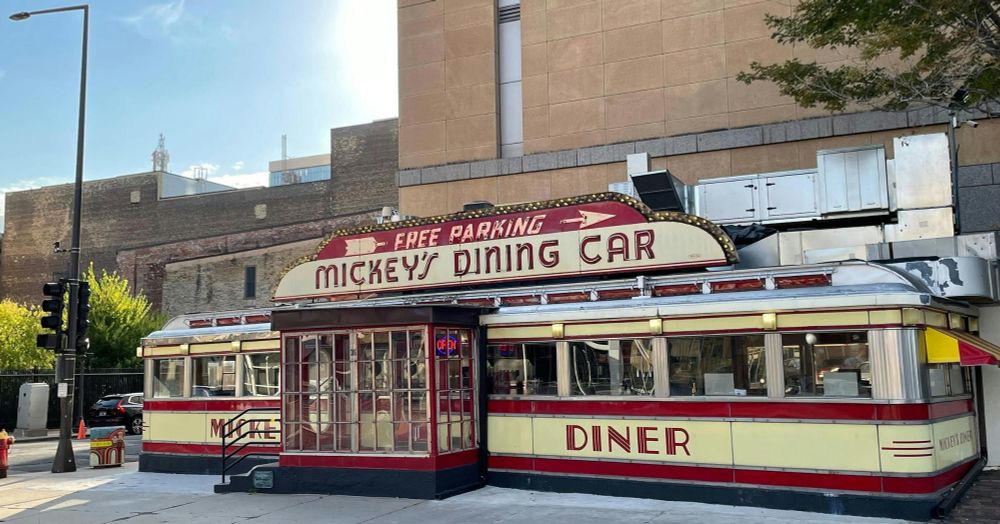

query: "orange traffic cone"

left=77, top=419, right=87, bottom=439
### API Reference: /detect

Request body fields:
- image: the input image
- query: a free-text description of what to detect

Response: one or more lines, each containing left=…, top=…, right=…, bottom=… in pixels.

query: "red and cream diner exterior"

left=138, top=193, right=998, bottom=519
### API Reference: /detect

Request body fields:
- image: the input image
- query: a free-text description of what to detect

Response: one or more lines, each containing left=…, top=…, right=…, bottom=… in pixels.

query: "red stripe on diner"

left=488, top=399, right=731, bottom=418
left=436, top=449, right=481, bottom=469
left=488, top=399, right=973, bottom=422
left=730, top=402, right=876, bottom=421
left=144, top=399, right=280, bottom=412
left=929, top=399, right=974, bottom=419
left=489, top=456, right=978, bottom=494
left=882, top=459, right=977, bottom=493
left=734, top=468, right=882, bottom=493
left=491, top=456, right=733, bottom=484
left=142, top=442, right=279, bottom=455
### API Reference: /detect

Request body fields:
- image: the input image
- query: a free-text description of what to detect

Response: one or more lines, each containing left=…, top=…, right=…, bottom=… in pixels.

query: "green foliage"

left=84, top=264, right=165, bottom=368
left=0, top=299, right=54, bottom=369
left=737, top=1, right=1000, bottom=112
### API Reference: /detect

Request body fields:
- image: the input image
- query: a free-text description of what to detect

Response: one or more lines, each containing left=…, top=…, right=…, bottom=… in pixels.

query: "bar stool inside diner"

left=137, top=192, right=997, bottom=521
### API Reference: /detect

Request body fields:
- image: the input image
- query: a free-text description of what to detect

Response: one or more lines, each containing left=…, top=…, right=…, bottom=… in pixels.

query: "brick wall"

left=1, top=121, right=399, bottom=306
left=160, top=239, right=318, bottom=318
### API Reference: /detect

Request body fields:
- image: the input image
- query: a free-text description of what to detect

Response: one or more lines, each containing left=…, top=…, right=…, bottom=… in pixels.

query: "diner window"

left=667, top=335, right=767, bottom=396
left=783, top=332, right=870, bottom=398
left=192, top=355, right=236, bottom=397
left=569, top=339, right=655, bottom=396
left=929, top=364, right=968, bottom=397
left=152, top=358, right=185, bottom=398
left=282, top=330, right=429, bottom=454
left=435, top=328, right=476, bottom=453
left=487, top=342, right=557, bottom=395
left=242, top=352, right=280, bottom=397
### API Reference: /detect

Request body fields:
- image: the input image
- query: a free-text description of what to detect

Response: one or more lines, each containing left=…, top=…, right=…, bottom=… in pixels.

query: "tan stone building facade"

left=396, top=0, right=1000, bottom=229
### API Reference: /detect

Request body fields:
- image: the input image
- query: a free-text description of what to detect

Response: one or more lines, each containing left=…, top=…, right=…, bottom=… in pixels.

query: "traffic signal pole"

left=10, top=4, right=90, bottom=474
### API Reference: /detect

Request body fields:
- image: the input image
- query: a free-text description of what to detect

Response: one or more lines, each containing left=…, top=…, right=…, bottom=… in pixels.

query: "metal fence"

left=0, top=368, right=143, bottom=430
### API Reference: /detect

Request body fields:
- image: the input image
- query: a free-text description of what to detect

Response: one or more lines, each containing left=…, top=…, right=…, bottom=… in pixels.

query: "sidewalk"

left=0, top=463, right=911, bottom=524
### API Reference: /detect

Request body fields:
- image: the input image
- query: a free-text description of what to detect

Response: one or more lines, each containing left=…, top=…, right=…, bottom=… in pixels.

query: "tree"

left=0, top=300, right=54, bottom=369
left=737, top=1, right=1000, bottom=112
left=85, top=265, right=164, bottom=368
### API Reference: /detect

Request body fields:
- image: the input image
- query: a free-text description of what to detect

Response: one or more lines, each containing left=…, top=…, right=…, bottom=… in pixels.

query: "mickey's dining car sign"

left=273, top=193, right=738, bottom=301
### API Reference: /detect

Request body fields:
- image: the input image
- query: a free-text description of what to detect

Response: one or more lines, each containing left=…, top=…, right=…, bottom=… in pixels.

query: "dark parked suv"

left=87, top=393, right=144, bottom=435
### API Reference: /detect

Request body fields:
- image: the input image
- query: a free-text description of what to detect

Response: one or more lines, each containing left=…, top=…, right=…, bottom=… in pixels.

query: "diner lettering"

left=938, top=430, right=974, bottom=451
left=565, top=423, right=691, bottom=456
left=210, top=417, right=279, bottom=441
left=273, top=196, right=734, bottom=301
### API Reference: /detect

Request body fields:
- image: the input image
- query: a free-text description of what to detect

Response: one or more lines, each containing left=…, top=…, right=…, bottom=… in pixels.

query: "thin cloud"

left=120, top=0, right=186, bottom=37
left=231, top=161, right=245, bottom=171
left=209, top=171, right=268, bottom=189
left=180, top=162, right=220, bottom=178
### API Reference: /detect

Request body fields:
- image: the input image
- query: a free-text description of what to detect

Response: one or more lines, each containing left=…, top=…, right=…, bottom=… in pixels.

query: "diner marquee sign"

left=273, top=193, right=737, bottom=301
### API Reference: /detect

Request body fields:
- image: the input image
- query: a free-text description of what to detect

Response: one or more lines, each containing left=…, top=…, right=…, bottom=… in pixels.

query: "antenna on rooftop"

left=152, top=133, right=170, bottom=173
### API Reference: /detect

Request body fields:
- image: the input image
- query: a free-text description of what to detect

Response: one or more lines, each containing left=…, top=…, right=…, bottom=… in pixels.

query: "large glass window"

left=487, top=342, right=557, bottom=395
left=282, top=329, right=430, bottom=454
left=667, top=335, right=767, bottom=396
left=783, top=332, right=870, bottom=398
left=929, top=364, right=968, bottom=397
left=152, top=358, right=185, bottom=398
left=569, top=339, right=655, bottom=396
left=435, top=328, right=476, bottom=453
left=242, top=352, right=280, bottom=397
left=192, top=355, right=236, bottom=397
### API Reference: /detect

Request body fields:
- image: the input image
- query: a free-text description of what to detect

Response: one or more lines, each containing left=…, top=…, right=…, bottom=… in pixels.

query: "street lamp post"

left=10, top=4, right=89, bottom=474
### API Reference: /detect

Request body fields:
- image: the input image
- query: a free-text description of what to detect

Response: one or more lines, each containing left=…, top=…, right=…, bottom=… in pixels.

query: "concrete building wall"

left=161, top=239, right=318, bottom=318
left=1, top=120, right=399, bottom=308
left=398, top=0, right=498, bottom=168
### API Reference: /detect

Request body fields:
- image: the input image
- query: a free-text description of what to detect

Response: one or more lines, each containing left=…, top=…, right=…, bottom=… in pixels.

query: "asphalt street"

left=6, top=434, right=142, bottom=474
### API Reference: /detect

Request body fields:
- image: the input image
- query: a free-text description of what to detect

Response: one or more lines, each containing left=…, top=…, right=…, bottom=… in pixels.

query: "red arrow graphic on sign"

left=560, top=210, right=616, bottom=229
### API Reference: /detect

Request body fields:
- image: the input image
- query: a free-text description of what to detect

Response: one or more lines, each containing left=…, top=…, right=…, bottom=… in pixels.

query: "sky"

left=0, top=0, right=398, bottom=229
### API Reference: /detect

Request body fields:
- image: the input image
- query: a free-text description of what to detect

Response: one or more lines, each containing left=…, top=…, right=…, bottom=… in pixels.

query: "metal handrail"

left=220, top=407, right=280, bottom=483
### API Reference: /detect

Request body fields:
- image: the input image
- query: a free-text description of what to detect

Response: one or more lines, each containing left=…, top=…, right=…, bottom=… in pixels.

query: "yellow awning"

left=926, top=327, right=1000, bottom=366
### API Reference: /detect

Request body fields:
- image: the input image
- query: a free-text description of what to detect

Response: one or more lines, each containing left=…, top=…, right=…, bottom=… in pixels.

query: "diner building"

left=138, top=130, right=1000, bottom=519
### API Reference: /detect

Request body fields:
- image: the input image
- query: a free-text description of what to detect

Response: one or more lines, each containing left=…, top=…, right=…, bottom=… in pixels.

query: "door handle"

left=767, top=207, right=777, bottom=210
left=745, top=209, right=755, bottom=212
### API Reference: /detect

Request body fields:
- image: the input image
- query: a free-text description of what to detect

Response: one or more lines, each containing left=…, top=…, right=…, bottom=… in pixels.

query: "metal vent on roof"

left=498, top=4, right=520, bottom=23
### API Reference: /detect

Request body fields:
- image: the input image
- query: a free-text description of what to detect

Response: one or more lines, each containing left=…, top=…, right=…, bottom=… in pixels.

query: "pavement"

left=0, top=462, right=915, bottom=524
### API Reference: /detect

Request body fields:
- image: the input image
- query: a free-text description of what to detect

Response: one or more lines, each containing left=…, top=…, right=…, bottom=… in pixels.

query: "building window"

left=487, top=342, right=558, bottom=395
left=667, top=335, right=767, bottom=396
left=282, top=329, right=431, bottom=454
left=244, top=266, right=256, bottom=299
left=152, top=358, right=185, bottom=398
left=434, top=328, right=476, bottom=453
left=242, top=352, right=280, bottom=397
left=929, top=363, right=968, bottom=397
left=569, top=339, right=655, bottom=396
left=783, top=332, right=870, bottom=398
left=192, top=355, right=236, bottom=397
left=498, top=1, right=522, bottom=157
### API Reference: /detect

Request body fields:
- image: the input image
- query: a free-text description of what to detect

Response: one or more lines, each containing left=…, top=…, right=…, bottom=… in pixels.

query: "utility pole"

left=10, top=4, right=90, bottom=473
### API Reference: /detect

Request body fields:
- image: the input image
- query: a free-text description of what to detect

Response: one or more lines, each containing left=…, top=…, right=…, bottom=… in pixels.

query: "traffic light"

left=37, top=280, right=66, bottom=350
left=76, top=281, right=91, bottom=351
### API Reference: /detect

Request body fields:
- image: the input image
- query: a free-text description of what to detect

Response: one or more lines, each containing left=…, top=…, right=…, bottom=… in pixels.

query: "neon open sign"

left=435, top=334, right=459, bottom=357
